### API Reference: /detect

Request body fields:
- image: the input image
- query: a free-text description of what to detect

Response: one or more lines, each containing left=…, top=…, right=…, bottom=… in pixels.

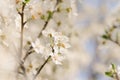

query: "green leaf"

left=102, top=35, right=109, bottom=39
left=47, top=11, right=53, bottom=20
left=24, top=0, right=30, bottom=3
left=41, top=15, right=46, bottom=20
left=111, top=63, right=116, bottom=70
left=66, top=7, right=72, bottom=13
left=105, top=71, right=113, bottom=78
left=57, top=21, right=61, bottom=26
left=57, top=7, right=61, bottom=12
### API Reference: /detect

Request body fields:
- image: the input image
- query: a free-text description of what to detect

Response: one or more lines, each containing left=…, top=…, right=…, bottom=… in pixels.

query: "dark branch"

left=17, top=1, right=27, bottom=75
left=109, top=37, right=120, bottom=46
left=33, top=56, right=51, bottom=80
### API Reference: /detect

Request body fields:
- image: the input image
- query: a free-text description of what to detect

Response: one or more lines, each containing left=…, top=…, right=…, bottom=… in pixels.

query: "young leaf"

left=41, top=15, right=46, bottom=20
left=111, top=63, right=116, bottom=70
left=47, top=11, right=53, bottom=20
left=102, top=35, right=109, bottom=39
left=105, top=71, right=113, bottom=78
left=24, top=0, right=30, bottom=3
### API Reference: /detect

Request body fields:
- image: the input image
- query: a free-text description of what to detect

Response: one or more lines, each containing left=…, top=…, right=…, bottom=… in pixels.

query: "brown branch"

left=38, top=10, right=56, bottom=38
left=33, top=45, right=54, bottom=80
left=33, top=56, right=51, bottom=80
left=19, top=2, right=26, bottom=58
left=109, top=38, right=120, bottom=46
left=18, top=2, right=27, bottom=76
left=115, top=73, right=120, bottom=80
left=23, top=47, right=33, bottom=61
left=103, top=26, right=120, bottom=47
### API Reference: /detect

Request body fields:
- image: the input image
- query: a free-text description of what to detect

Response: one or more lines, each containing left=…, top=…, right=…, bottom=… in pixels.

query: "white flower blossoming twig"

left=105, top=64, right=120, bottom=80
left=23, top=0, right=62, bottom=61
left=102, top=25, right=120, bottom=46
left=102, top=24, right=120, bottom=80
left=16, top=0, right=65, bottom=79
left=15, top=0, right=72, bottom=80
left=31, top=29, right=70, bottom=79
left=16, top=0, right=30, bottom=77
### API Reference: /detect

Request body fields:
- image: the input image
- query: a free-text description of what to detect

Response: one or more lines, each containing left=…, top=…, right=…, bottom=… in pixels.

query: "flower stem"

left=33, top=56, right=51, bottom=80
left=18, top=2, right=26, bottom=59
left=17, top=1, right=27, bottom=76
left=115, top=73, right=120, bottom=80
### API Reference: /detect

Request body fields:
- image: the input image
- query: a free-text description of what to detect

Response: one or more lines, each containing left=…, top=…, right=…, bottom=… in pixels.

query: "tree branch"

left=109, top=37, right=120, bottom=46
left=19, top=2, right=26, bottom=58
left=33, top=56, right=51, bottom=80
left=17, top=1, right=27, bottom=76
left=115, top=73, right=120, bottom=80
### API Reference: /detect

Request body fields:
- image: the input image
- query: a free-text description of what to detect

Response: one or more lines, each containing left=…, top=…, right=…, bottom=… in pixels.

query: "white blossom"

left=42, top=29, right=70, bottom=65
left=54, top=33, right=71, bottom=49
left=117, top=65, right=120, bottom=76
left=31, top=39, right=45, bottom=54
left=42, top=29, right=56, bottom=37
left=50, top=52, right=64, bottom=65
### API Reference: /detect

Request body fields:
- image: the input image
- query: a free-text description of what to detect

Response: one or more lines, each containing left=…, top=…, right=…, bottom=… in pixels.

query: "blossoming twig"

left=102, top=26, right=120, bottom=46
left=18, top=2, right=26, bottom=59
left=23, top=0, right=61, bottom=62
left=17, top=0, right=69, bottom=79
left=105, top=64, right=120, bottom=80
left=17, top=0, right=29, bottom=76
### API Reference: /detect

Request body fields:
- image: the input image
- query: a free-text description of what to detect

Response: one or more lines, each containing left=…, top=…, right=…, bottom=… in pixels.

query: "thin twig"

left=115, top=73, right=120, bottom=80
left=18, top=2, right=27, bottom=76
left=33, top=56, right=51, bottom=80
left=19, top=2, right=26, bottom=58
left=109, top=38, right=120, bottom=46
left=33, top=45, right=54, bottom=80
left=38, top=10, right=56, bottom=38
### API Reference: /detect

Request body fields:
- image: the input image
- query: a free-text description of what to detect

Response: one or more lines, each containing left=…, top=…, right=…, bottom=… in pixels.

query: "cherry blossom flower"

left=54, top=34, right=71, bottom=49
left=42, top=29, right=70, bottom=64
left=50, top=52, right=64, bottom=65
left=31, top=39, right=45, bottom=54
left=42, top=29, right=56, bottom=38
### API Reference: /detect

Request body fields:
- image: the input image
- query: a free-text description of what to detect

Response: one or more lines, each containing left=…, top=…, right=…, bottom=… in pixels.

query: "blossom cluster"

left=31, top=29, right=70, bottom=65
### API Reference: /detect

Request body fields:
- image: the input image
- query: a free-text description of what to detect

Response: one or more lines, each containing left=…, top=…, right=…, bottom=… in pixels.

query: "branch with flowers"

left=15, top=0, right=72, bottom=80
left=105, top=64, right=120, bottom=80
left=102, top=23, right=120, bottom=80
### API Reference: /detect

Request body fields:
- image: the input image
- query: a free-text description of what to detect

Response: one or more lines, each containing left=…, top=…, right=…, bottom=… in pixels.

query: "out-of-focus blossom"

left=0, top=29, right=8, bottom=47
left=117, top=65, right=120, bottom=76
left=31, top=39, right=45, bottom=54
left=50, top=53, right=64, bottom=65
left=42, top=29, right=70, bottom=64
left=42, top=29, right=56, bottom=38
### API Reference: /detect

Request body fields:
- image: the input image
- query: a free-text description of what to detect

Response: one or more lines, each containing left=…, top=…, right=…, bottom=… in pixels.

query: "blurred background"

left=74, top=0, right=120, bottom=80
